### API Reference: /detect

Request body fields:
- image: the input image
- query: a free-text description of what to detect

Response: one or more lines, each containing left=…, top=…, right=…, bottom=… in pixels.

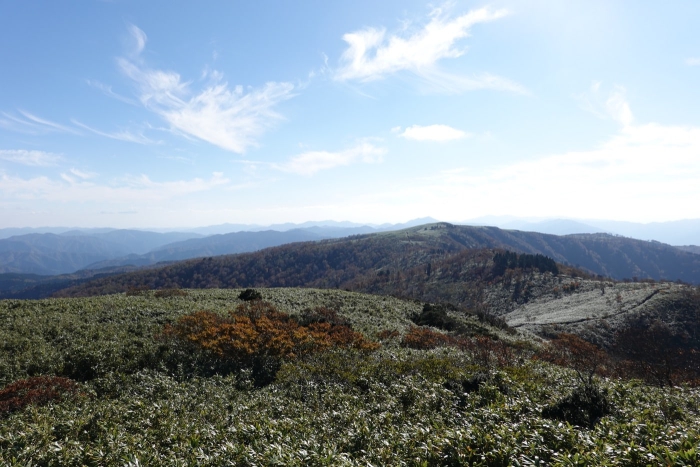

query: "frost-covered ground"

left=499, top=278, right=688, bottom=344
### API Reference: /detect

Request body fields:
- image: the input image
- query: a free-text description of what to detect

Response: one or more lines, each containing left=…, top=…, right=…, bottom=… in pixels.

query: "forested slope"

left=56, top=223, right=700, bottom=299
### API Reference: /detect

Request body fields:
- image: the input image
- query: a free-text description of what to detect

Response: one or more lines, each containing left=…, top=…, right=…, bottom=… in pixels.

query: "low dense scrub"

left=161, top=300, right=379, bottom=384
left=2, top=354, right=699, bottom=465
left=0, top=376, right=81, bottom=417
left=1, top=289, right=700, bottom=465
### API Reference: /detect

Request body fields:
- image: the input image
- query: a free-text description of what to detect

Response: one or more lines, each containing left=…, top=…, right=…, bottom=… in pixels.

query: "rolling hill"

left=83, top=228, right=333, bottom=269
left=0, top=230, right=201, bottom=275
left=0, top=233, right=132, bottom=275
left=56, top=222, right=700, bottom=298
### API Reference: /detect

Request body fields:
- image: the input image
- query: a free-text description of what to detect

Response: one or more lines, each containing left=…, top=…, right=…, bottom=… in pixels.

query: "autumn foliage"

left=0, top=376, right=81, bottom=417
left=400, top=326, right=459, bottom=350
left=537, top=333, right=609, bottom=385
left=162, top=301, right=379, bottom=367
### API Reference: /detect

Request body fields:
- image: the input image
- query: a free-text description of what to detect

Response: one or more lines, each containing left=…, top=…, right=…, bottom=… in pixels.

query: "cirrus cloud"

left=275, top=142, right=386, bottom=176
left=0, top=171, right=229, bottom=203
left=396, top=124, right=470, bottom=142
left=118, top=25, right=295, bottom=154
left=334, top=6, right=525, bottom=94
left=0, top=149, right=62, bottom=166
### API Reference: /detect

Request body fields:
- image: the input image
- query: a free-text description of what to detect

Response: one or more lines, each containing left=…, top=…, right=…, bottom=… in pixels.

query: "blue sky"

left=1, top=1, right=700, bottom=228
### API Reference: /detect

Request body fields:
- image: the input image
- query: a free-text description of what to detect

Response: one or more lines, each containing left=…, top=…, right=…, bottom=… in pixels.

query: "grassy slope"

left=0, top=288, right=516, bottom=386
left=1, top=289, right=700, bottom=465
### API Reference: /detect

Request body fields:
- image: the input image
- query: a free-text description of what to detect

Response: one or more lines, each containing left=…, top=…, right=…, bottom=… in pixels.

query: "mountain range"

left=2, top=218, right=700, bottom=299
left=0, top=218, right=437, bottom=276
left=52, top=222, right=700, bottom=300
left=464, top=216, right=700, bottom=246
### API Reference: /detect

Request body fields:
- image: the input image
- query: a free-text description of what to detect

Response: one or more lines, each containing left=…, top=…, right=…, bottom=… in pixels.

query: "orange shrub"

left=162, top=301, right=378, bottom=365
left=400, top=326, right=457, bottom=350
left=0, top=376, right=81, bottom=417
left=537, top=333, right=610, bottom=384
left=460, top=335, right=518, bottom=368
left=376, top=330, right=400, bottom=341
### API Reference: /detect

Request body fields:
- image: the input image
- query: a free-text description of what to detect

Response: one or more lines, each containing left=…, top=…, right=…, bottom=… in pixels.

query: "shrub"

left=537, top=333, right=609, bottom=385
left=298, top=306, right=351, bottom=328
left=400, top=326, right=457, bottom=350
left=461, top=335, right=519, bottom=369
left=412, top=303, right=461, bottom=332
left=125, top=286, right=150, bottom=296
left=161, top=301, right=379, bottom=384
left=238, top=288, right=262, bottom=301
left=154, top=288, right=188, bottom=298
left=376, top=330, right=400, bottom=342
left=0, top=376, right=81, bottom=417
left=613, top=319, right=700, bottom=386
left=542, top=383, right=611, bottom=429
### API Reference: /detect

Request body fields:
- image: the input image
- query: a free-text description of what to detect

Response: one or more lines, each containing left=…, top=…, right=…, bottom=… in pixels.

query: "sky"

left=1, top=1, right=700, bottom=228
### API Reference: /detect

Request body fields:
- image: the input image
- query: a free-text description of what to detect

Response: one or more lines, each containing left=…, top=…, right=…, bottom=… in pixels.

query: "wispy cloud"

left=413, top=68, right=528, bottom=94
left=396, top=124, right=470, bottom=142
left=117, top=24, right=295, bottom=153
left=0, top=171, right=229, bottom=203
left=415, top=93, right=700, bottom=222
left=60, top=168, right=98, bottom=183
left=577, top=82, right=633, bottom=126
left=333, top=6, right=523, bottom=94
left=128, top=23, right=147, bottom=55
left=0, top=110, right=80, bottom=135
left=86, top=79, right=139, bottom=105
left=0, top=149, right=62, bottom=166
left=685, top=57, right=700, bottom=66
left=275, top=142, right=386, bottom=176
left=71, top=119, right=159, bottom=144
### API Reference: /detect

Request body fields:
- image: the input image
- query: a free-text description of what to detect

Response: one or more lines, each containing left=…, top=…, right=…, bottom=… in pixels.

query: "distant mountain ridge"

left=0, top=233, right=131, bottom=275
left=463, top=217, right=700, bottom=246
left=55, top=223, right=700, bottom=299
left=0, top=218, right=439, bottom=276
left=84, top=229, right=333, bottom=270
left=0, top=230, right=201, bottom=275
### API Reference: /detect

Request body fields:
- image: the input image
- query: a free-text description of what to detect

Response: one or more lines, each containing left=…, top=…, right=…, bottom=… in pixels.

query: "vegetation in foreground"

left=1, top=288, right=699, bottom=465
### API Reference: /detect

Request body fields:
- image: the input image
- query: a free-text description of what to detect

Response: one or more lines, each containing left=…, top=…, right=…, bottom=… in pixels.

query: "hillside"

left=0, top=230, right=200, bottom=275
left=83, top=228, right=332, bottom=270
left=1, top=288, right=699, bottom=464
left=678, top=245, right=700, bottom=255
left=51, top=223, right=700, bottom=361
left=0, top=233, right=132, bottom=275
left=56, top=223, right=700, bottom=301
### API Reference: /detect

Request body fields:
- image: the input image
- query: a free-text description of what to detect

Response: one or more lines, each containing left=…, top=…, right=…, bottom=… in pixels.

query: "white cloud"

left=333, top=6, right=523, bottom=93
left=0, top=149, right=62, bottom=166
left=0, top=110, right=80, bottom=135
left=276, top=142, right=386, bottom=176
left=604, top=87, right=633, bottom=127
left=86, top=79, right=138, bottom=105
left=71, top=119, right=158, bottom=145
left=685, top=57, right=700, bottom=66
left=118, top=25, right=295, bottom=153
left=577, top=82, right=633, bottom=126
left=128, top=23, right=147, bottom=56
left=0, top=171, right=229, bottom=203
left=412, top=94, right=700, bottom=222
left=68, top=168, right=97, bottom=180
left=398, top=124, right=470, bottom=142
left=414, top=69, right=529, bottom=94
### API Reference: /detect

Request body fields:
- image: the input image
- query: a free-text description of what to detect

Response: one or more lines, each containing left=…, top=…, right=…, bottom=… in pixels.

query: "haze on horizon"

left=1, top=1, right=699, bottom=229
